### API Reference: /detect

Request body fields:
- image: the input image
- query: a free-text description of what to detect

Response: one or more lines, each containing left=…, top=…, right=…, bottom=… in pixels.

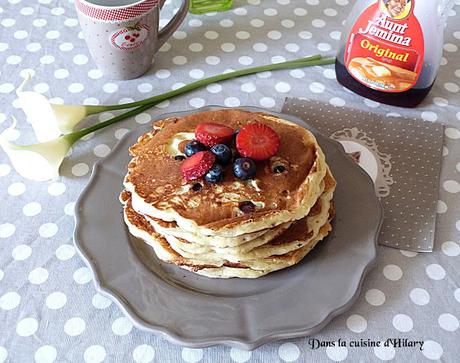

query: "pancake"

left=121, top=168, right=336, bottom=278
left=124, top=109, right=327, bottom=237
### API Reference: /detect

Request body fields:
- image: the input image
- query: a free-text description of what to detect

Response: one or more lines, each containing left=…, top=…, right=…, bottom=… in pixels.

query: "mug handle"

left=156, top=0, right=190, bottom=51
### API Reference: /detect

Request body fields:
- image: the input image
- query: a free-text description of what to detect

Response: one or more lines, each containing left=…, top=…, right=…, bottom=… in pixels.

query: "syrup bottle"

left=336, top=0, right=454, bottom=107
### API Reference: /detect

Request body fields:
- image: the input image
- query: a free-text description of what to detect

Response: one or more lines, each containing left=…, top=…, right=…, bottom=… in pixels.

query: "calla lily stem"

left=73, top=55, right=335, bottom=139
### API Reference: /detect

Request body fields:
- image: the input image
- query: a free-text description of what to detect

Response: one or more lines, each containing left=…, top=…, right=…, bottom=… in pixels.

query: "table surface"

left=0, top=0, right=459, bottom=362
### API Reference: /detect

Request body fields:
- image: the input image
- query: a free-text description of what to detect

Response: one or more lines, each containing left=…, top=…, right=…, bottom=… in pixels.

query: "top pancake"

left=124, top=109, right=327, bottom=237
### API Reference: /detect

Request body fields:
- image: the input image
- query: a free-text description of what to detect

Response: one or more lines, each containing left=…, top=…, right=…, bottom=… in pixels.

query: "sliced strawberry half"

left=195, top=122, right=234, bottom=147
left=180, top=151, right=216, bottom=181
left=236, top=123, right=280, bottom=161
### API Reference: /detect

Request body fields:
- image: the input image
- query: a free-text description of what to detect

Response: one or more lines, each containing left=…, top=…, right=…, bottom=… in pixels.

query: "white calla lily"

left=16, top=74, right=99, bottom=142
left=0, top=121, right=74, bottom=181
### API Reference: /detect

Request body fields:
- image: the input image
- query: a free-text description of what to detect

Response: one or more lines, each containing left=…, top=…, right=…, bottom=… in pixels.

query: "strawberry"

left=195, top=122, right=234, bottom=147
left=236, top=123, right=280, bottom=161
left=180, top=151, right=216, bottom=181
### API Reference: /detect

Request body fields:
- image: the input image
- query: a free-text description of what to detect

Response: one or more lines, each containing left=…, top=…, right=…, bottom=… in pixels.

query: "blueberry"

left=204, top=164, right=225, bottom=183
left=210, top=144, right=232, bottom=165
left=233, top=157, right=256, bottom=180
left=184, top=140, right=207, bottom=157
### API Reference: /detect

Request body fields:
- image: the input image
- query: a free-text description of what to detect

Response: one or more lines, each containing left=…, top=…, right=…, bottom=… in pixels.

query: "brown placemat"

left=282, top=97, right=444, bottom=252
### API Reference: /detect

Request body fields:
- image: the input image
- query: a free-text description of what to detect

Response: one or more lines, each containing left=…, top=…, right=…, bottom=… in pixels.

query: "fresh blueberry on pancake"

left=204, top=164, right=225, bottom=183
left=210, top=144, right=232, bottom=165
left=233, top=157, right=256, bottom=180
left=184, top=140, right=207, bottom=157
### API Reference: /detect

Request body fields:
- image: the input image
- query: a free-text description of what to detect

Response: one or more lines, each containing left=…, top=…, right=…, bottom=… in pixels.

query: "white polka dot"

left=229, top=348, right=251, bottom=362
left=336, top=0, right=349, bottom=4
left=0, top=292, right=21, bottom=310
left=346, top=314, right=367, bottom=333
left=46, top=292, right=67, bottom=310
left=92, top=293, right=112, bottom=309
left=433, top=97, right=448, bottom=106
left=34, top=82, right=50, bottom=94
left=441, top=241, right=460, bottom=256
left=443, top=180, right=460, bottom=193
left=326, top=346, right=348, bottom=361
left=241, top=82, right=256, bottom=93
left=188, top=19, right=202, bottom=27
left=204, top=30, right=219, bottom=40
left=28, top=268, right=49, bottom=285
left=158, top=42, right=171, bottom=52
left=73, top=267, right=92, bottom=284
left=438, top=313, right=459, bottom=332
left=426, top=264, right=446, bottom=280
left=444, top=82, right=459, bottom=93
left=0, top=83, right=14, bottom=94
left=68, top=83, right=84, bottom=93
left=267, top=30, right=282, bottom=40
left=260, top=97, right=276, bottom=108
left=219, top=18, right=233, bottom=27
left=115, top=128, right=129, bottom=140
left=329, top=97, right=345, bottom=107
left=39, top=223, right=58, bottom=238
left=84, top=98, right=99, bottom=106
left=7, top=55, right=22, bottom=65
left=330, top=31, right=342, bottom=40
left=257, top=71, right=272, bottom=79
left=12, top=244, right=31, bottom=261
left=65, top=317, right=86, bottom=336
left=0, top=346, right=7, bottom=363
left=205, top=56, right=220, bottom=65
left=88, top=69, right=103, bottom=80
left=278, top=342, right=300, bottom=362
left=454, top=288, right=460, bottom=303
left=133, top=345, right=155, bottom=363
left=264, top=8, right=278, bottom=16
left=47, top=182, right=66, bottom=196
left=444, top=43, right=458, bottom=52
left=281, top=19, right=295, bottom=28
left=383, top=264, right=402, bottom=281
left=59, top=42, right=74, bottom=52
left=365, top=289, right=385, bottom=306
left=324, top=8, right=338, bottom=16
left=54, top=69, right=69, bottom=79
left=400, top=250, right=418, bottom=257
left=46, top=30, right=60, bottom=39
left=409, top=288, right=430, bottom=305
left=250, top=18, right=264, bottom=28
left=290, top=69, right=305, bottom=79
left=34, top=345, right=57, bottom=363
left=103, top=83, right=118, bottom=93
left=318, top=42, right=332, bottom=51
left=181, top=348, right=203, bottom=363
left=27, top=43, right=41, bottom=52
left=16, top=317, right=38, bottom=336
left=392, top=314, right=413, bottom=332
left=238, top=56, right=253, bottom=66
left=51, top=7, right=65, bottom=15
left=14, top=30, right=28, bottom=39
left=72, top=163, right=90, bottom=177
left=156, top=100, right=170, bottom=108
left=188, top=43, right=203, bottom=52
left=8, top=182, right=26, bottom=196
left=0, top=164, right=10, bottom=176
left=253, top=42, right=268, bottom=52
left=445, top=127, right=460, bottom=139
left=112, top=317, right=133, bottom=336
left=189, top=97, right=206, bottom=108
left=84, top=345, right=106, bottom=363
left=155, top=69, right=171, bottom=79
left=0, top=223, right=16, bottom=238
left=422, top=340, right=443, bottom=360
left=275, top=82, right=291, bottom=93
left=135, top=113, right=152, bottom=125
left=456, top=220, right=460, bottom=232
left=437, top=200, right=447, bottom=213
left=285, top=43, right=300, bottom=52
left=189, top=69, right=204, bottom=79
left=294, top=7, right=308, bottom=16
left=309, top=82, right=325, bottom=93
left=207, top=84, right=222, bottom=94
left=224, top=97, right=240, bottom=107
left=137, top=83, right=152, bottom=93
left=364, top=99, right=380, bottom=108
left=312, top=19, right=326, bottom=27
left=421, top=111, right=438, bottom=122
left=0, top=270, right=3, bottom=282
left=93, top=144, right=111, bottom=158
left=1, top=18, right=15, bottom=27
left=373, top=344, right=395, bottom=361
left=173, top=56, right=187, bottom=65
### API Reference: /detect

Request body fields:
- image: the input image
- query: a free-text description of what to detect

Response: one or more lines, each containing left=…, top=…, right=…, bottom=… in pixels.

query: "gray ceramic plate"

left=74, top=106, right=383, bottom=350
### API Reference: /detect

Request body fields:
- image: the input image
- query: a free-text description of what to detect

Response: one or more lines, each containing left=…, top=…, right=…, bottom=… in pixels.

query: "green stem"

left=88, top=55, right=328, bottom=113
left=68, top=56, right=335, bottom=140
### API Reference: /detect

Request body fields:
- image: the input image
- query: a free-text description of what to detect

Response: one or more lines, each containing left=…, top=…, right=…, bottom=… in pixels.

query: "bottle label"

left=344, top=0, right=424, bottom=93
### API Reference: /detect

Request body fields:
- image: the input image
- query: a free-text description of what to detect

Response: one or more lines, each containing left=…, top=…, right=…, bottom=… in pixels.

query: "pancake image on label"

left=120, top=109, right=337, bottom=278
left=348, top=57, right=417, bottom=91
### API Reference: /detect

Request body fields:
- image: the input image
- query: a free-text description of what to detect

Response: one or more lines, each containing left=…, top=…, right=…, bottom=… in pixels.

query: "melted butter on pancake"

left=165, top=132, right=195, bottom=156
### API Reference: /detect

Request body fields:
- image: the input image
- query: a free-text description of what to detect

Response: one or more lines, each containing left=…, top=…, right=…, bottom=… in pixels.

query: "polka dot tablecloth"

left=0, top=0, right=459, bottom=362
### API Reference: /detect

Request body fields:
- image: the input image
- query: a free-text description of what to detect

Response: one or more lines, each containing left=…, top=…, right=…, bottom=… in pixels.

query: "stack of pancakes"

left=121, top=109, right=336, bottom=278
